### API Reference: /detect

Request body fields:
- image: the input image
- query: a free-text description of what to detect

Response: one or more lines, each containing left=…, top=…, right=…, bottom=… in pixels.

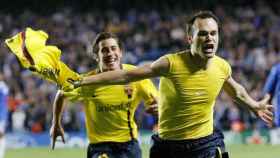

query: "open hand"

left=256, top=95, right=274, bottom=127
left=49, top=123, right=65, bottom=150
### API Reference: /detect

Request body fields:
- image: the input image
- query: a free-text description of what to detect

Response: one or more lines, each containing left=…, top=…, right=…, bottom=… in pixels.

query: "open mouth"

left=204, top=43, right=214, bottom=49
left=203, top=44, right=214, bottom=53
left=104, top=58, right=117, bottom=65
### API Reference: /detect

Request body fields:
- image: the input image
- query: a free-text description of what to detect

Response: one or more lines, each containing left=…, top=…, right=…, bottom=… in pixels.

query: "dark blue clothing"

left=0, top=81, right=9, bottom=122
left=150, top=129, right=226, bottom=158
left=263, top=63, right=280, bottom=127
left=87, top=139, right=141, bottom=158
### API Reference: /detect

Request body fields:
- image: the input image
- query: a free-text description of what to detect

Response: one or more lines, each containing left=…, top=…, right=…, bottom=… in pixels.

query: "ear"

left=118, top=47, right=124, bottom=58
left=186, top=35, right=193, bottom=45
left=93, top=53, right=99, bottom=62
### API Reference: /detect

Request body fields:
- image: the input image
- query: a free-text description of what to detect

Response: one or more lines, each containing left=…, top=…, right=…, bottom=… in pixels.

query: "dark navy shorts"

left=150, top=129, right=227, bottom=158
left=87, top=139, right=141, bottom=158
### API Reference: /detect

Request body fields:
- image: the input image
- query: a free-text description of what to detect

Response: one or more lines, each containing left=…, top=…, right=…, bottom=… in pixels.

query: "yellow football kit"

left=65, top=64, right=158, bottom=144
left=5, top=27, right=80, bottom=91
left=5, top=28, right=158, bottom=145
left=158, top=51, right=231, bottom=140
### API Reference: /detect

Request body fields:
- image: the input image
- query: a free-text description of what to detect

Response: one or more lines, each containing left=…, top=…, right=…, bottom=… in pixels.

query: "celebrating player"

left=70, top=11, right=274, bottom=158
left=50, top=32, right=158, bottom=158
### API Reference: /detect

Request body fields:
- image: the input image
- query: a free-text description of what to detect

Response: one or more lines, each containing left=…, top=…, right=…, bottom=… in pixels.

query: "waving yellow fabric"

left=5, top=27, right=80, bottom=91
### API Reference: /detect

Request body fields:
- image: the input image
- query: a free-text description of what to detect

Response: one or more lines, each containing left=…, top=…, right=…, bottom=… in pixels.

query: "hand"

left=255, top=95, right=274, bottom=127
left=49, top=123, right=65, bottom=150
left=67, top=78, right=82, bottom=89
left=145, top=94, right=158, bottom=116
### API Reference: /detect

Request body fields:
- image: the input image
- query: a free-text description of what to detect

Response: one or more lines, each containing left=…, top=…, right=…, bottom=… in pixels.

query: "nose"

left=206, top=34, right=211, bottom=41
left=107, top=49, right=114, bottom=56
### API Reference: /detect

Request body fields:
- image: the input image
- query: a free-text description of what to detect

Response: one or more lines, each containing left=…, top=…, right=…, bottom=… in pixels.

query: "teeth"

left=105, top=58, right=116, bottom=63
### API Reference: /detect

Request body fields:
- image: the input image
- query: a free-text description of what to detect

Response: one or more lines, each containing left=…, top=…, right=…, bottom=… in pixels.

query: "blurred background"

left=1, top=0, right=280, bottom=157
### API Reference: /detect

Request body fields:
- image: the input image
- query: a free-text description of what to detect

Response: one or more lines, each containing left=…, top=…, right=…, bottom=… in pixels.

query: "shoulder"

left=163, top=50, right=190, bottom=67
left=274, top=63, right=280, bottom=70
left=213, top=56, right=232, bottom=77
left=269, top=63, right=280, bottom=75
left=164, top=50, right=189, bottom=59
left=158, top=50, right=189, bottom=72
left=214, top=55, right=231, bottom=67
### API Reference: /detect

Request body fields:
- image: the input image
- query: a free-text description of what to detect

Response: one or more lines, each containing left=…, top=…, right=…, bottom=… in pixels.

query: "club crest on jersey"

left=124, top=84, right=133, bottom=99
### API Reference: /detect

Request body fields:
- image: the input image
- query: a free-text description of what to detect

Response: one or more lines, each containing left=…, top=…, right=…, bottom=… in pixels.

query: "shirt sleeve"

left=164, top=54, right=174, bottom=75
left=263, top=66, right=278, bottom=96
left=223, top=60, right=232, bottom=79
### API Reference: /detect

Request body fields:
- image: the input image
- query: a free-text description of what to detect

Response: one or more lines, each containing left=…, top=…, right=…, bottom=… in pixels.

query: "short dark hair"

left=92, top=32, right=124, bottom=57
left=186, top=10, right=220, bottom=36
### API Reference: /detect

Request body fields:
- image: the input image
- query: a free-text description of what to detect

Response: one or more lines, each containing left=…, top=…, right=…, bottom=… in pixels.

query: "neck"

left=189, top=52, right=212, bottom=69
left=98, top=64, right=122, bottom=73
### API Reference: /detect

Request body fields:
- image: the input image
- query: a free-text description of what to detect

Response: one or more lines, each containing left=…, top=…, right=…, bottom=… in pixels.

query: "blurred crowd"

left=0, top=1, right=280, bottom=134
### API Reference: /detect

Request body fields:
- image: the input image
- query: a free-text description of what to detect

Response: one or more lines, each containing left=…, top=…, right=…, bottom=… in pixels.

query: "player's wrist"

left=67, top=78, right=82, bottom=89
left=73, top=79, right=82, bottom=88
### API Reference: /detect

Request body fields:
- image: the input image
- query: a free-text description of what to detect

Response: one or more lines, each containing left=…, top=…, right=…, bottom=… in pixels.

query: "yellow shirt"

left=5, top=27, right=80, bottom=91
left=159, top=51, right=231, bottom=140
left=67, top=64, right=158, bottom=144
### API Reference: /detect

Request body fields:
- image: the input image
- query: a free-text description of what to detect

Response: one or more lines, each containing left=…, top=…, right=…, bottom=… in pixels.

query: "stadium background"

left=1, top=0, right=280, bottom=157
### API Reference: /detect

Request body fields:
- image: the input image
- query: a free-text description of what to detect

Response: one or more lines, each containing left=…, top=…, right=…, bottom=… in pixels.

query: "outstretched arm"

left=71, top=56, right=169, bottom=87
left=50, top=90, right=66, bottom=149
left=223, top=76, right=274, bottom=127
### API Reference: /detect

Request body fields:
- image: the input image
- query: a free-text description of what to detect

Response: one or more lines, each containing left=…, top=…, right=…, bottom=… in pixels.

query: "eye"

left=210, top=31, right=217, bottom=36
left=101, top=47, right=109, bottom=54
left=111, top=46, right=117, bottom=51
left=198, top=31, right=208, bottom=36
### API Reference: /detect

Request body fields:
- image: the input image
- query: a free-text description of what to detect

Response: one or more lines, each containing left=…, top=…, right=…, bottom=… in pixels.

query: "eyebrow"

left=198, top=30, right=217, bottom=35
left=101, top=45, right=118, bottom=50
left=199, top=30, right=217, bottom=32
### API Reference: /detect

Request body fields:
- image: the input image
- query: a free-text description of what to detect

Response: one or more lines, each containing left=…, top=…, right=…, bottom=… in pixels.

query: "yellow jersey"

left=159, top=51, right=231, bottom=140
left=66, top=64, right=158, bottom=144
left=5, top=27, right=80, bottom=91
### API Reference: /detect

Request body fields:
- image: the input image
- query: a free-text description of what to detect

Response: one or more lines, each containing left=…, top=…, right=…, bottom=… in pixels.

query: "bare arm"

left=223, top=77, right=259, bottom=111
left=76, top=56, right=169, bottom=87
left=52, top=90, right=66, bottom=126
left=264, top=93, right=272, bottom=104
left=223, top=76, right=273, bottom=126
left=50, top=90, right=66, bottom=149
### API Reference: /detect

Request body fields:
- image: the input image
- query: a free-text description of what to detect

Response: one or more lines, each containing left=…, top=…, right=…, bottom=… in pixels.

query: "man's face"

left=189, top=18, right=219, bottom=59
left=97, top=38, right=122, bottom=71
